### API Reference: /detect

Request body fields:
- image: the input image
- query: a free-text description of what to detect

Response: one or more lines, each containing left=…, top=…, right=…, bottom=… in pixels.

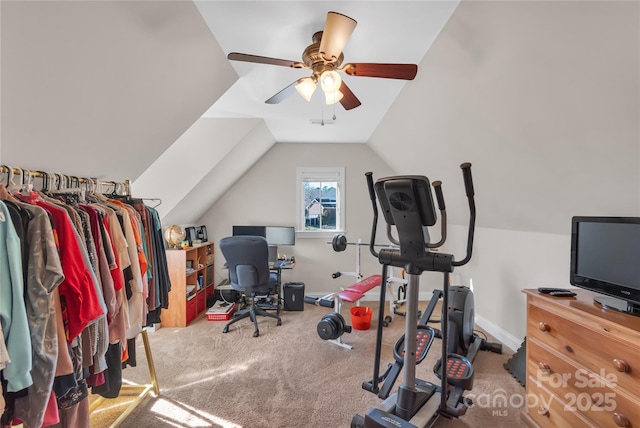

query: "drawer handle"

left=538, top=362, right=550, bottom=374
left=538, top=406, right=549, bottom=417
left=613, top=413, right=630, bottom=427
left=538, top=322, right=550, bottom=332
left=612, top=359, right=629, bottom=373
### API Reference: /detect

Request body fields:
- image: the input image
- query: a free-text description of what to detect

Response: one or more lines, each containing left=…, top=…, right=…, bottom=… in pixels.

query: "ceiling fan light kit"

left=227, top=11, right=418, bottom=111
left=325, top=90, right=343, bottom=105
left=295, top=77, right=317, bottom=102
left=320, top=70, right=342, bottom=93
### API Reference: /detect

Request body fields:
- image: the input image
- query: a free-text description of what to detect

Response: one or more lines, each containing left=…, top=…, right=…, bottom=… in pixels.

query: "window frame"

left=296, top=166, right=345, bottom=239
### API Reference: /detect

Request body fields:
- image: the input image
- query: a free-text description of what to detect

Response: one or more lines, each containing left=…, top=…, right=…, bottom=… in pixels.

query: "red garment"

left=17, top=194, right=104, bottom=343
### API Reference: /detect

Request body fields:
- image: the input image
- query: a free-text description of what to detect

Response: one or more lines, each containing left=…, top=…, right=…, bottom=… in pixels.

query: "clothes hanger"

left=0, top=166, right=20, bottom=203
left=6, top=167, right=23, bottom=193
left=14, top=169, right=36, bottom=198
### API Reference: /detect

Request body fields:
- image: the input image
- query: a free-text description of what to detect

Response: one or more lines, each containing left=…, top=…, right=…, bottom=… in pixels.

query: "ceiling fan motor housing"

left=303, top=31, right=344, bottom=78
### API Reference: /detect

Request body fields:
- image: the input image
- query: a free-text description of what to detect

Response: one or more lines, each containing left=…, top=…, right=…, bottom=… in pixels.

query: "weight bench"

left=338, top=274, right=382, bottom=304
left=335, top=274, right=382, bottom=316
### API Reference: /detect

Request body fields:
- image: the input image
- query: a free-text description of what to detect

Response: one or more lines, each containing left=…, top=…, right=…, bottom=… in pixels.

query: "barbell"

left=330, top=234, right=393, bottom=252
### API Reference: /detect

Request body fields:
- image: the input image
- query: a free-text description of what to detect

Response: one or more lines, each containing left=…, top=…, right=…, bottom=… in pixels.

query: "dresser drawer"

left=526, top=378, right=597, bottom=428
left=528, top=337, right=640, bottom=428
left=527, top=302, right=640, bottom=396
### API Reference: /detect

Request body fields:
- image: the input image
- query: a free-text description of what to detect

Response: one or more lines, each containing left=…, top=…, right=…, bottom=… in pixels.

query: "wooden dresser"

left=522, top=289, right=640, bottom=428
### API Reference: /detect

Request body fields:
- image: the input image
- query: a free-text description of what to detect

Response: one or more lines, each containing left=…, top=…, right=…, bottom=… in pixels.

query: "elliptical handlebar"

left=433, top=180, right=446, bottom=210
left=427, top=180, right=447, bottom=249
left=451, top=163, right=476, bottom=267
left=461, top=162, right=475, bottom=198
left=365, top=172, right=380, bottom=259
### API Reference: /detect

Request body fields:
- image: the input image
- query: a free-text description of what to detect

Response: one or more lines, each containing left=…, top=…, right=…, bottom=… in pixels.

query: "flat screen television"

left=570, top=216, right=640, bottom=316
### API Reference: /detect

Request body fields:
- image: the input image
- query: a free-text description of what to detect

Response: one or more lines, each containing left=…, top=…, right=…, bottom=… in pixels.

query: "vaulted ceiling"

left=196, top=1, right=459, bottom=143
left=1, top=1, right=638, bottom=233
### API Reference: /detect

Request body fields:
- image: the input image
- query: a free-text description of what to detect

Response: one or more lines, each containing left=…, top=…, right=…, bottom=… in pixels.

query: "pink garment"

left=41, top=392, right=60, bottom=427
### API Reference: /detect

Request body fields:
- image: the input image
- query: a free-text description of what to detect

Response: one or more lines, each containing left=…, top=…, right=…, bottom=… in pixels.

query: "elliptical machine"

left=352, top=163, right=498, bottom=428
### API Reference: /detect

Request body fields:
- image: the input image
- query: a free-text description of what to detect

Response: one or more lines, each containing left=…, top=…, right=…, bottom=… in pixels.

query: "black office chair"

left=219, top=235, right=282, bottom=337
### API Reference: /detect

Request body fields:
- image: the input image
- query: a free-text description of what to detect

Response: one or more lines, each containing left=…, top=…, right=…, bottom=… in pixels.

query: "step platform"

left=433, top=353, right=474, bottom=391
left=393, top=325, right=435, bottom=364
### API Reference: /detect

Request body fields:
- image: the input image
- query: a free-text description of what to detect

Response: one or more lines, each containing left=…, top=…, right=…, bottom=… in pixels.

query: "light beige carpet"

left=90, top=300, right=527, bottom=428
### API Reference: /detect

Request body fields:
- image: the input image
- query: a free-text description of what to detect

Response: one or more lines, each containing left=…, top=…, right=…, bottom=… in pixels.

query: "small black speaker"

left=283, top=282, right=305, bottom=311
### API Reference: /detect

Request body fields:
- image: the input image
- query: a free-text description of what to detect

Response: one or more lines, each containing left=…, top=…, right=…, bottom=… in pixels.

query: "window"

left=296, top=167, right=345, bottom=237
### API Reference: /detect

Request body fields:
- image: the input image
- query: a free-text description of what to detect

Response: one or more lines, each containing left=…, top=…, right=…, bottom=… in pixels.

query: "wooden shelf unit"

left=161, top=242, right=215, bottom=327
left=522, top=288, right=640, bottom=428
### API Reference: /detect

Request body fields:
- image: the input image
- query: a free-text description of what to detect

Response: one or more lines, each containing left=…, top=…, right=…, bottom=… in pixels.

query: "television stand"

left=522, top=288, right=640, bottom=428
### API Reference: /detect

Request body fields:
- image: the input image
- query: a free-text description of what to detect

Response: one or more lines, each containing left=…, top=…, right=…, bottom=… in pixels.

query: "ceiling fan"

left=227, top=11, right=418, bottom=111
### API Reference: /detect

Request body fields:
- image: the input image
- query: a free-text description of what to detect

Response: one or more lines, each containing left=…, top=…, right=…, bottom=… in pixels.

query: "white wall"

left=440, top=225, right=570, bottom=350
left=199, top=142, right=396, bottom=292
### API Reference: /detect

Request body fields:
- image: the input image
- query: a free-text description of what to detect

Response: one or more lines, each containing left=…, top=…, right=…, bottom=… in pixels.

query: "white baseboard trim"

left=474, top=314, right=522, bottom=352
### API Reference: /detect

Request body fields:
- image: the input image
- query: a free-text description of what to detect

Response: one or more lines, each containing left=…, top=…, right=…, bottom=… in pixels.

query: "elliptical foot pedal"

left=393, top=325, right=435, bottom=364
left=434, top=353, right=474, bottom=391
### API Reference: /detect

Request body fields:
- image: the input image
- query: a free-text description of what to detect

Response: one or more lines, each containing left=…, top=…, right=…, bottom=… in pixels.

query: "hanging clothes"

left=0, top=173, right=171, bottom=427
left=0, top=200, right=33, bottom=392
left=12, top=202, right=64, bottom=428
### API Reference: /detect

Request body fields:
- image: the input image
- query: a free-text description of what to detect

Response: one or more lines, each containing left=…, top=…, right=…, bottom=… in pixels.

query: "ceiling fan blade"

left=339, top=81, right=361, bottom=111
left=343, top=63, right=418, bottom=80
left=265, top=79, right=302, bottom=104
left=227, top=52, right=303, bottom=68
left=319, top=12, right=357, bottom=62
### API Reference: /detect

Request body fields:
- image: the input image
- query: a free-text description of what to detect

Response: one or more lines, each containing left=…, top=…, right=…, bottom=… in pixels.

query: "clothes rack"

left=88, top=329, right=160, bottom=427
left=0, top=164, right=160, bottom=427
left=0, top=165, right=131, bottom=195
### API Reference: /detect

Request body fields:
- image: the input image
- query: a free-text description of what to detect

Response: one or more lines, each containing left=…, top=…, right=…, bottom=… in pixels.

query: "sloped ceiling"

left=1, top=0, right=236, bottom=181
left=369, top=0, right=639, bottom=233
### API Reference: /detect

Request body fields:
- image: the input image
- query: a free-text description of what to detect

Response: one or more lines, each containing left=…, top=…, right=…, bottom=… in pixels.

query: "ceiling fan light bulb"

left=320, top=70, right=341, bottom=93
left=295, top=78, right=317, bottom=102
left=325, top=90, right=343, bottom=105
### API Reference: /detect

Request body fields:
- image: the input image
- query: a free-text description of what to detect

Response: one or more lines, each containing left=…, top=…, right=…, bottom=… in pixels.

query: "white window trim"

left=296, top=166, right=345, bottom=239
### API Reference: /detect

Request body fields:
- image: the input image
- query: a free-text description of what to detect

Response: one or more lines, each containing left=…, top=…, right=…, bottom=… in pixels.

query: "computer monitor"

left=232, top=225, right=295, bottom=264
left=232, top=225, right=295, bottom=246
left=265, top=226, right=296, bottom=246
left=232, top=225, right=266, bottom=238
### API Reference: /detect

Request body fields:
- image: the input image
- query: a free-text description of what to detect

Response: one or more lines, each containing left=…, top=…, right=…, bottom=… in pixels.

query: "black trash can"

left=284, top=282, right=305, bottom=311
